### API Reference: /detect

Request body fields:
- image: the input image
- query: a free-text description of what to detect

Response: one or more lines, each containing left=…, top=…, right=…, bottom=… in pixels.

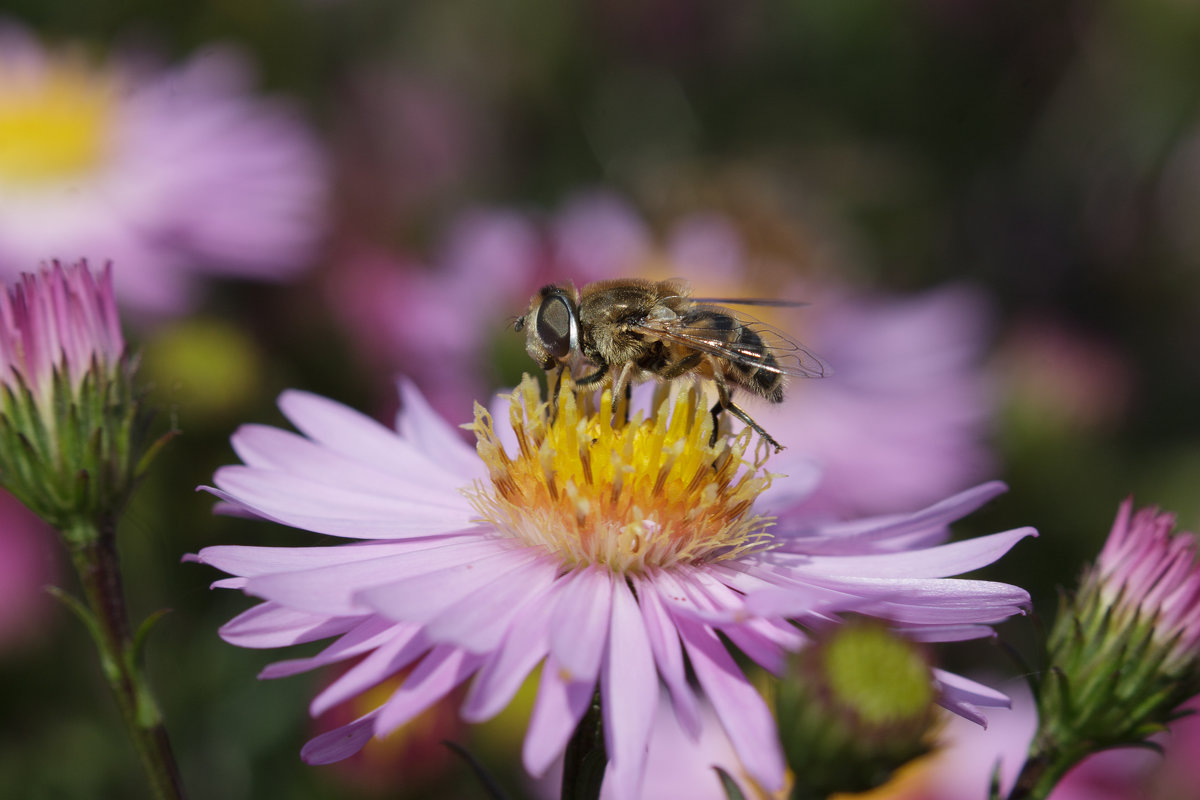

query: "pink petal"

left=687, top=568, right=805, bottom=651
left=301, top=711, right=378, bottom=764
left=677, top=618, right=785, bottom=792
left=632, top=576, right=701, bottom=737
left=422, top=558, right=559, bottom=653
left=747, top=575, right=1028, bottom=624
left=839, top=577, right=1032, bottom=624
left=278, top=390, right=464, bottom=487
left=212, top=467, right=475, bottom=538
left=783, top=481, right=1010, bottom=554
left=218, top=602, right=360, bottom=648
left=752, top=456, right=823, bottom=513
left=461, top=584, right=555, bottom=723
left=665, top=570, right=786, bottom=674
left=395, top=377, right=484, bottom=477
left=523, top=655, right=594, bottom=778
left=260, top=617, right=414, bottom=679
left=549, top=567, right=614, bottom=684
left=356, top=546, right=543, bottom=625
left=896, top=624, right=1000, bottom=643
left=243, top=537, right=503, bottom=615
left=934, top=669, right=1012, bottom=711
left=211, top=577, right=248, bottom=589
left=375, top=644, right=484, bottom=735
left=935, top=669, right=1013, bottom=727
left=310, top=625, right=429, bottom=716
left=195, top=541, right=421, bottom=577
left=795, top=528, right=1037, bottom=579
left=601, top=580, right=657, bottom=800
left=230, top=423, right=466, bottom=497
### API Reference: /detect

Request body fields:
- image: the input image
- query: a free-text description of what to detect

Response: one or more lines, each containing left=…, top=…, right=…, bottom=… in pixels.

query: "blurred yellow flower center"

left=0, top=62, right=112, bottom=183
left=467, top=374, right=776, bottom=574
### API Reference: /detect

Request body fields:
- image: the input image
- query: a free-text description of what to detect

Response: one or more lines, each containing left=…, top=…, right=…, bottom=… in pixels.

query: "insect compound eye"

left=535, top=294, right=576, bottom=360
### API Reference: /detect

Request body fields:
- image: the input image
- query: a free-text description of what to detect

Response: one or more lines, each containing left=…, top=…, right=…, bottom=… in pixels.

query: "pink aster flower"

left=0, top=23, right=326, bottom=315
left=193, top=374, right=1034, bottom=798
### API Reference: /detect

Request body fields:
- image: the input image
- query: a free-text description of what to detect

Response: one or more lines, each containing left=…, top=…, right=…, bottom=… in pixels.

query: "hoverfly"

left=513, top=278, right=829, bottom=451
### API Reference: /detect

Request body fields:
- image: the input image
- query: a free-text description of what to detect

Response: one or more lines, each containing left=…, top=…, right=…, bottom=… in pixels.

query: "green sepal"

left=714, top=767, right=747, bottom=800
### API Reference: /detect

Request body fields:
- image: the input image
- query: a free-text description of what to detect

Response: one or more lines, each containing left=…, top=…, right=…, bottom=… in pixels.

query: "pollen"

left=465, top=374, right=777, bottom=574
left=0, top=61, right=113, bottom=184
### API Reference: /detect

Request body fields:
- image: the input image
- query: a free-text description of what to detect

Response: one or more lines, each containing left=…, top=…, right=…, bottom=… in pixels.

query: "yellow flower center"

left=0, top=59, right=112, bottom=184
left=466, top=374, right=776, bottom=574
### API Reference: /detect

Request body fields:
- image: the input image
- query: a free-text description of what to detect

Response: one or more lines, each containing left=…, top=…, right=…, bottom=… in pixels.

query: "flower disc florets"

left=467, top=374, right=776, bottom=574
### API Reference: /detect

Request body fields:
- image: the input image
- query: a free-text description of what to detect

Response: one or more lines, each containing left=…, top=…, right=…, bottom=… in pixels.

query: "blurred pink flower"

left=763, top=282, right=996, bottom=519
left=327, top=211, right=541, bottom=421
left=332, top=66, right=492, bottom=229
left=192, top=375, right=1033, bottom=799
left=0, top=23, right=327, bottom=314
left=995, top=317, right=1132, bottom=433
left=0, top=490, right=57, bottom=651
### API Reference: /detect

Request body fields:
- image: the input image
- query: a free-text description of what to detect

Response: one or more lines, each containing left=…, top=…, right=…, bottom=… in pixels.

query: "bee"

left=513, top=278, right=829, bottom=452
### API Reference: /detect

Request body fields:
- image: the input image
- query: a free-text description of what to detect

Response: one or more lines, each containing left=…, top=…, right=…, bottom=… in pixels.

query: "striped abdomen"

left=684, top=309, right=785, bottom=402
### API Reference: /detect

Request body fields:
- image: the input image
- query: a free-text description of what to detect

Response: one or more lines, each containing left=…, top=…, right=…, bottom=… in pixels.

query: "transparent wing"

left=688, top=297, right=811, bottom=308
left=631, top=307, right=831, bottom=379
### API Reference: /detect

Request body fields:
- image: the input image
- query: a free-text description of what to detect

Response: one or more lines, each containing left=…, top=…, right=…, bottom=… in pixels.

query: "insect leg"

left=548, top=365, right=565, bottom=421
left=712, top=377, right=785, bottom=452
left=610, top=362, right=635, bottom=424
left=576, top=361, right=609, bottom=387
left=658, top=353, right=702, bottom=380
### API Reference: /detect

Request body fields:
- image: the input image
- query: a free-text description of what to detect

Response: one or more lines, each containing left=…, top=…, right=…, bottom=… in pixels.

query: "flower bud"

left=776, top=619, right=938, bottom=797
left=0, top=261, right=155, bottom=536
left=1033, top=499, right=1200, bottom=763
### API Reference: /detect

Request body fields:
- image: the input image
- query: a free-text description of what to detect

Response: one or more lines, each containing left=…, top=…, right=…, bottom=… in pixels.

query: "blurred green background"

left=4, top=1, right=1200, bottom=797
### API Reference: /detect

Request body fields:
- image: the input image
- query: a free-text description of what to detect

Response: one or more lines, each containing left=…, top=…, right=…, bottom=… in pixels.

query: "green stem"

left=561, top=688, right=607, bottom=800
left=1006, top=740, right=1089, bottom=800
left=67, top=517, right=185, bottom=800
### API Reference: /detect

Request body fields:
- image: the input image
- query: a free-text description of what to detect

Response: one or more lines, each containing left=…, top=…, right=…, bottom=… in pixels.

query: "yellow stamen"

left=0, top=59, right=112, bottom=184
left=465, top=374, right=776, bottom=574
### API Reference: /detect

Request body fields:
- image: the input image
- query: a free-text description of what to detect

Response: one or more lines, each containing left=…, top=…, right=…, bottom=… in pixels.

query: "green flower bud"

left=776, top=619, right=938, bottom=798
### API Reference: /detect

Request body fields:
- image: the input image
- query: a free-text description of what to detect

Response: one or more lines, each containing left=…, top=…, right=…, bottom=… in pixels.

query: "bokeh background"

left=3, top=1, right=1200, bottom=798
